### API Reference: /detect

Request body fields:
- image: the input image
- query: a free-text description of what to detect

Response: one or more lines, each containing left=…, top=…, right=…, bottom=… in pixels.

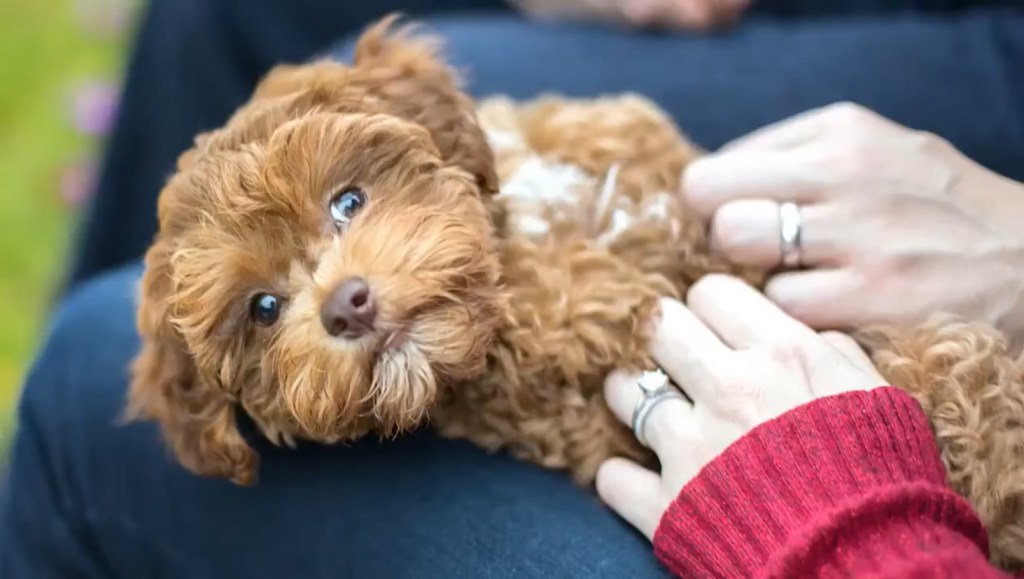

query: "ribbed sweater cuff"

left=652, top=387, right=994, bottom=578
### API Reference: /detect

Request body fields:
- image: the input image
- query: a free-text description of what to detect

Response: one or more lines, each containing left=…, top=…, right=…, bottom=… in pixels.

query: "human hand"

left=684, top=102, right=1024, bottom=341
left=508, top=0, right=752, bottom=31
left=623, top=0, right=752, bottom=30
left=596, top=274, right=884, bottom=539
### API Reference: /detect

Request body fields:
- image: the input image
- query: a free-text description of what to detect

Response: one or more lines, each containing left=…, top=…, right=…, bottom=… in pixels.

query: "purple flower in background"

left=58, top=0, right=138, bottom=211
left=71, top=81, right=119, bottom=137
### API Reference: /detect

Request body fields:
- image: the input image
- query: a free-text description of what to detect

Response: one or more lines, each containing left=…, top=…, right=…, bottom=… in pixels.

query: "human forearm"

left=652, top=388, right=1009, bottom=578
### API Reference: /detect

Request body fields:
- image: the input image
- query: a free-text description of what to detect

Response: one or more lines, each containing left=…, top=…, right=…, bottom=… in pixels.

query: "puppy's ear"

left=351, top=14, right=499, bottom=194
left=127, top=232, right=258, bottom=486
left=249, top=16, right=498, bottom=194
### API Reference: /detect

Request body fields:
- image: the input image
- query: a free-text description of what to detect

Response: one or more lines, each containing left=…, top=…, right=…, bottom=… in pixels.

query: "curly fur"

left=127, top=15, right=1024, bottom=570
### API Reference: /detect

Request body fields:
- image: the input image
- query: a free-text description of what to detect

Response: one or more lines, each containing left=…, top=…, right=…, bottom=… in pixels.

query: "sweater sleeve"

left=652, top=386, right=1012, bottom=579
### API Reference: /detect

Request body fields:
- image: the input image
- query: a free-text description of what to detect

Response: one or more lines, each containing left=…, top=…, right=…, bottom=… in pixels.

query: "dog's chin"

left=280, top=301, right=493, bottom=442
left=369, top=325, right=438, bottom=433
left=378, top=326, right=412, bottom=357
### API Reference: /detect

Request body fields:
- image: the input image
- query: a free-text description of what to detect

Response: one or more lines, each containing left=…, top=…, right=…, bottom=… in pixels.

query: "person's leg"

left=65, top=0, right=508, bottom=294
left=0, top=266, right=667, bottom=579
left=330, top=9, right=1024, bottom=182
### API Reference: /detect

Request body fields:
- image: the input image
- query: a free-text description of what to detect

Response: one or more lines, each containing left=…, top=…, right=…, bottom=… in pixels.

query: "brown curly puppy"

left=127, top=16, right=1024, bottom=570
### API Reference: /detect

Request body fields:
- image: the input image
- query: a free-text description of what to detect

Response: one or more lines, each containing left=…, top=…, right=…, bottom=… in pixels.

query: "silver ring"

left=631, top=369, right=686, bottom=448
left=778, top=201, right=803, bottom=268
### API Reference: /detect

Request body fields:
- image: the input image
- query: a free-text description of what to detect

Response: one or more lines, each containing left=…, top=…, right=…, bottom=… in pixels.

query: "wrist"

left=961, top=162, right=1024, bottom=240
left=652, top=387, right=990, bottom=578
left=955, top=157, right=1024, bottom=346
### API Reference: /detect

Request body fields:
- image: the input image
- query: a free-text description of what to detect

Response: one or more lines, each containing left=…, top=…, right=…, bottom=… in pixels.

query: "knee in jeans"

left=17, top=265, right=143, bottom=435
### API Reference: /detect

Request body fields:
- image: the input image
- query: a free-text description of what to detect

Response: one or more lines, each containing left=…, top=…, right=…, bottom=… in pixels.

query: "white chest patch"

left=495, top=155, right=597, bottom=240
left=486, top=128, right=683, bottom=247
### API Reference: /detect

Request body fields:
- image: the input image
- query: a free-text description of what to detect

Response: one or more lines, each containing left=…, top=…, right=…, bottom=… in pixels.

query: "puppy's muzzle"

left=321, top=276, right=377, bottom=338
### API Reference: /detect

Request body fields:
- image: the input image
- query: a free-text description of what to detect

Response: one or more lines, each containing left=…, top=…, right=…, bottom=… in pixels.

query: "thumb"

left=595, top=457, right=665, bottom=540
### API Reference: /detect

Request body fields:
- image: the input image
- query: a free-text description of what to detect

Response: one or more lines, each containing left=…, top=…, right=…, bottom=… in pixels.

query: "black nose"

left=320, top=277, right=376, bottom=338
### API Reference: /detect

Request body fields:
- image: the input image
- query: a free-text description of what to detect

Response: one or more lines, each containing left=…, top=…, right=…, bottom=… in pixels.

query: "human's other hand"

left=622, top=0, right=751, bottom=30
left=684, top=102, right=1024, bottom=341
left=509, top=0, right=752, bottom=31
left=597, top=274, right=884, bottom=539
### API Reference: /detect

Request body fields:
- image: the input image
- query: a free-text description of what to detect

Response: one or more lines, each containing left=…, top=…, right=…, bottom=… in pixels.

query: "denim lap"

left=0, top=265, right=666, bottom=578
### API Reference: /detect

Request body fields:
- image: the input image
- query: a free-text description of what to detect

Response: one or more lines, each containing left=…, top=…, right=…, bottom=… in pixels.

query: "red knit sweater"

left=651, top=387, right=1016, bottom=578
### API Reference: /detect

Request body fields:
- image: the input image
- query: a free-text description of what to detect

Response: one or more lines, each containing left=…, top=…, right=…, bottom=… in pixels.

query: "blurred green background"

left=0, top=0, right=135, bottom=441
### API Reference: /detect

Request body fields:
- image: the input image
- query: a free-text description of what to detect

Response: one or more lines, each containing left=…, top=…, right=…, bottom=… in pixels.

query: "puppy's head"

left=128, top=17, right=505, bottom=485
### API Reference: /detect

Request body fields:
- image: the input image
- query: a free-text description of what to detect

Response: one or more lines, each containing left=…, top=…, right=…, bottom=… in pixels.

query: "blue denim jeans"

left=1, top=265, right=667, bottom=578
left=6, top=8, right=1024, bottom=578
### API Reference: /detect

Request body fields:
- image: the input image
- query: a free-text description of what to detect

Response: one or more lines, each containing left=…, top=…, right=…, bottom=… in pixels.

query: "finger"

left=682, top=151, right=829, bottom=221
left=687, top=274, right=817, bottom=349
left=705, top=0, right=749, bottom=27
left=672, top=0, right=715, bottom=28
left=722, top=102, right=905, bottom=154
left=632, top=0, right=720, bottom=30
left=709, top=200, right=840, bottom=268
left=718, top=105, right=836, bottom=153
left=605, top=369, right=693, bottom=455
left=764, top=269, right=862, bottom=330
left=647, top=297, right=732, bottom=401
left=596, top=458, right=664, bottom=540
left=820, top=331, right=875, bottom=369
left=648, top=0, right=714, bottom=29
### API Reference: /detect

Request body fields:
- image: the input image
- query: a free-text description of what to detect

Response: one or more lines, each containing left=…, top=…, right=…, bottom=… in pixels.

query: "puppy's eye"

left=329, top=187, right=367, bottom=225
left=250, top=293, right=281, bottom=326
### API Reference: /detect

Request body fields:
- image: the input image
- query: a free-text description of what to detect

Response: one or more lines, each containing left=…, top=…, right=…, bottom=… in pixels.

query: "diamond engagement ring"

left=631, top=369, right=685, bottom=448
